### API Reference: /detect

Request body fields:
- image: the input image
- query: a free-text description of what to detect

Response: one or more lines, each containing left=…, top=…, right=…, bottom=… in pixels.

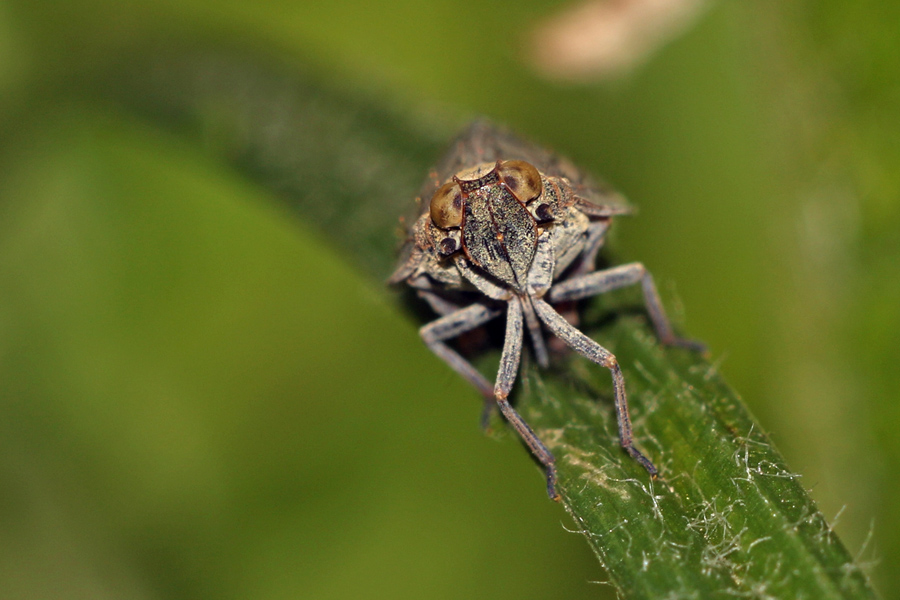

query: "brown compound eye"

left=498, top=160, right=543, bottom=202
left=429, top=181, right=464, bottom=229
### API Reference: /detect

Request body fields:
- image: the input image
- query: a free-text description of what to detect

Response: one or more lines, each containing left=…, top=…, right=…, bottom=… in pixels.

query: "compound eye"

left=430, top=181, right=464, bottom=229
left=498, top=160, right=543, bottom=202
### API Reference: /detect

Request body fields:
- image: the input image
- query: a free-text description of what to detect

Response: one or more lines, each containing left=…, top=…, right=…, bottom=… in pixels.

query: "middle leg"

left=532, top=298, right=657, bottom=477
left=547, top=262, right=704, bottom=351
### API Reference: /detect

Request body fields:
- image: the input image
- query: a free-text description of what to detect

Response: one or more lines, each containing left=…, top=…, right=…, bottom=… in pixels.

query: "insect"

left=390, top=120, right=700, bottom=500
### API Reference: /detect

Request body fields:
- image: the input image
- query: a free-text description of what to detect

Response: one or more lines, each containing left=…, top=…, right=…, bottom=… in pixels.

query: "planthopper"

left=390, top=120, right=701, bottom=500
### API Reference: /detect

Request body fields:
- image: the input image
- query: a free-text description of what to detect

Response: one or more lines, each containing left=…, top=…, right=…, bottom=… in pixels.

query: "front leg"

left=493, top=297, right=559, bottom=500
left=417, top=289, right=463, bottom=317
left=422, top=299, right=560, bottom=499
left=532, top=298, right=657, bottom=477
left=571, top=218, right=611, bottom=276
left=408, top=274, right=466, bottom=316
left=547, top=262, right=705, bottom=351
left=420, top=302, right=502, bottom=427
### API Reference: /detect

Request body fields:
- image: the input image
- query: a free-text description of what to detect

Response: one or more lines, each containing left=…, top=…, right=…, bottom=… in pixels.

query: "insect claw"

left=664, top=336, right=708, bottom=355
left=480, top=399, right=497, bottom=433
left=546, top=465, right=560, bottom=501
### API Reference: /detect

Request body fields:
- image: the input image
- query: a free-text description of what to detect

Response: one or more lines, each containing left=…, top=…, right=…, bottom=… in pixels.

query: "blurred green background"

left=0, top=1, right=897, bottom=598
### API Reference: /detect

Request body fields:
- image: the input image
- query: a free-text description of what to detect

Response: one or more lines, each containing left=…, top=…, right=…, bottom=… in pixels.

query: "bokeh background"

left=1, top=1, right=897, bottom=598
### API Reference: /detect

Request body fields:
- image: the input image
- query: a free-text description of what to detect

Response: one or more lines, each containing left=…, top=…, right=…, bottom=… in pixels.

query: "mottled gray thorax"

left=462, top=183, right=538, bottom=293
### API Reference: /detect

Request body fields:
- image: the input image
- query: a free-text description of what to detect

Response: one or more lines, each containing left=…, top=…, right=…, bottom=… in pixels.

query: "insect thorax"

left=461, top=183, right=538, bottom=291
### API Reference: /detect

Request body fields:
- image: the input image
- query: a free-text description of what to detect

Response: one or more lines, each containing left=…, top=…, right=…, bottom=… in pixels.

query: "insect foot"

left=390, top=120, right=700, bottom=499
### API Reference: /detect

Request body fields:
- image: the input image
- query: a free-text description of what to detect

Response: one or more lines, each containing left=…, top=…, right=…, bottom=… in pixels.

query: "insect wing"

left=432, top=120, right=631, bottom=214
left=432, top=120, right=557, bottom=184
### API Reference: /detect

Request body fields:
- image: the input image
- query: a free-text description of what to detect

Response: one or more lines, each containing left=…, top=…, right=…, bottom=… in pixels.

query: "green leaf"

left=523, top=315, right=873, bottom=598
left=110, top=48, right=878, bottom=599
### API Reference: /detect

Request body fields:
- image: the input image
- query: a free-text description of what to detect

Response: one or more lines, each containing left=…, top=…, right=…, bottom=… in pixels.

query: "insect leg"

left=522, top=297, right=550, bottom=368
left=546, top=262, right=705, bottom=351
left=420, top=302, right=502, bottom=427
left=495, top=297, right=559, bottom=500
left=532, top=298, right=658, bottom=477
left=408, top=275, right=465, bottom=316
left=571, top=219, right=611, bottom=275
left=417, top=289, right=463, bottom=317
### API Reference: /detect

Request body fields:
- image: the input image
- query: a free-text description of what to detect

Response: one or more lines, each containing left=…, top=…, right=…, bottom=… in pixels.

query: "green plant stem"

left=523, top=315, right=871, bottom=597
left=109, top=47, right=878, bottom=599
